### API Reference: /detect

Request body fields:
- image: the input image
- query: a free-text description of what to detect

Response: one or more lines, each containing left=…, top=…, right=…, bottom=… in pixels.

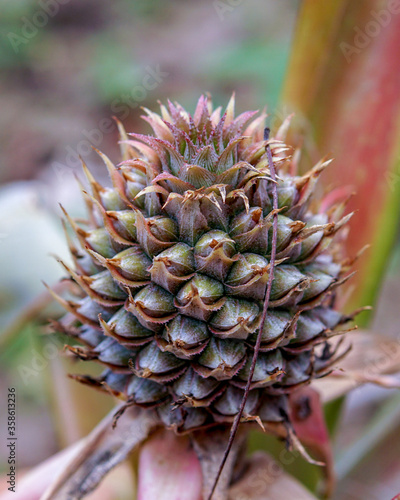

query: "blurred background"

left=0, top=1, right=399, bottom=499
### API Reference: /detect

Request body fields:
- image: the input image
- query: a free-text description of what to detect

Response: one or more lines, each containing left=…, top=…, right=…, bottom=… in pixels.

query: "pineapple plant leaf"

left=281, top=0, right=400, bottom=323
left=45, top=94, right=360, bottom=499
left=278, top=2, right=400, bottom=489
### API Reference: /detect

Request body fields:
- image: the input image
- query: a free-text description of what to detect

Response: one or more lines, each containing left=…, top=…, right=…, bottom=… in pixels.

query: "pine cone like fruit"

left=54, top=95, right=355, bottom=434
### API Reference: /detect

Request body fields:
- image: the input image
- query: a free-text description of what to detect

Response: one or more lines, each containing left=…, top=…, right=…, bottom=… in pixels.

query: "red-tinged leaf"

left=281, top=0, right=400, bottom=323
left=138, top=430, right=202, bottom=500
left=289, top=387, right=334, bottom=497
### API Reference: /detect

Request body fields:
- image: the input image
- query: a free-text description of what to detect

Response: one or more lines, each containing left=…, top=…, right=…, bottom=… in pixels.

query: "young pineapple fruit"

left=53, top=95, right=354, bottom=434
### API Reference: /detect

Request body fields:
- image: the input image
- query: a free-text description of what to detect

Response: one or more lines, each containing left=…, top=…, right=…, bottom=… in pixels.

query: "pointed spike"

left=210, top=106, right=222, bottom=126
left=193, top=95, right=208, bottom=126
left=141, top=108, right=174, bottom=142
left=93, top=148, right=117, bottom=175
left=59, top=204, right=89, bottom=248
left=80, top=157, right=103, bottom=200
left=43, top=281, right=101, bottom=327
left=290, top=147, right=302, bottom=176
left=225, top=92, right=236, bottom=126
left=56, top=258, right=92, bottom=289
left=61, top=218, right=79, bottom=257
left=73, top=171, right=98, bottom=226
left=158, top=101, right=172, bottom=122
left=243, top=111, right=267, bottom=142
left=86, top=247, right=108, bottom=267
left=113, top=116, right=137, bottom=161
left=91, top=149, right=139, bottom=210
left=275, top=113, right=295, bottom=142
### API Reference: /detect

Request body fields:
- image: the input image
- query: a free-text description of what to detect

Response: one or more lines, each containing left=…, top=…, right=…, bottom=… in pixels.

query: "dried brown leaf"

left=313, top=331, right=400, bottom=402
left=41, top=406, right=159, bottom=500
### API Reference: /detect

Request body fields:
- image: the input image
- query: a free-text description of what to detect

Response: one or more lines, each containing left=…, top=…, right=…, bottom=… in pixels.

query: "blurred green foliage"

left=0, top=0, right=295, bottom=110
